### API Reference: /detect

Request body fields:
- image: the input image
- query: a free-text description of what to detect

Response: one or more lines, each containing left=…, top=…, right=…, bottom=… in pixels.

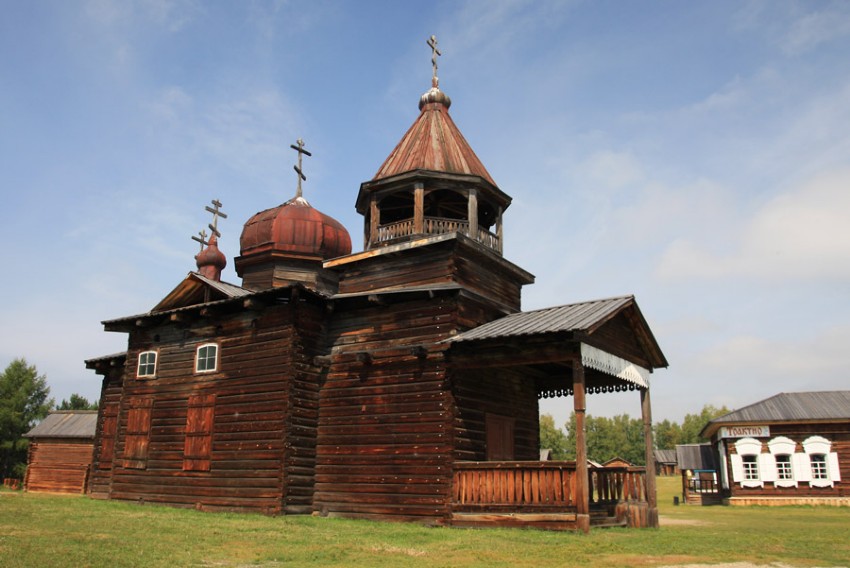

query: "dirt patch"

left=658, top=515, right=709, bottom=526
left=658, top=564, right=846, bottom=568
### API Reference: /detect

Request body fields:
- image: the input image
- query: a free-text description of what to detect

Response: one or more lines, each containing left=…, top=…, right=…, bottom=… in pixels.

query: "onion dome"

left=239, top=196, right=352, bottom=260
left=195, top=235, right=226, bottom=281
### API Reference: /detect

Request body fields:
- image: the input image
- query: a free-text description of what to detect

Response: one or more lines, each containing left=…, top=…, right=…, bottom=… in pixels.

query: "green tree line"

left=1, top=358, right=98, bottom=480
left=540, top=404, right=730, bottom=465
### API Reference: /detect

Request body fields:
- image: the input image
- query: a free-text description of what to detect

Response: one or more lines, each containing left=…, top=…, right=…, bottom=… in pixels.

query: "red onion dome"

left=195, top=235, right=227, bottom=281
left=239, top=196, right=352, bottom=260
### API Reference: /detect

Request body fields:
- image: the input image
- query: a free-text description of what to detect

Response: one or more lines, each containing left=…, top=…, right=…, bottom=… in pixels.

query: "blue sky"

left=2, top=1, right=850, bottom=428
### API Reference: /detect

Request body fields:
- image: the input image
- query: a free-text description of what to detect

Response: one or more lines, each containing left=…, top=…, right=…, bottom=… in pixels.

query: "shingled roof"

left=701, top=391, right=850, bottom=438
left=23, top=411, right=98, bottom=439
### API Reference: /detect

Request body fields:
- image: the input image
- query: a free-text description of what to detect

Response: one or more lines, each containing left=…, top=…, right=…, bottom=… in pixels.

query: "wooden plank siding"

left=88, top=369, right=124, bottom=498
left=24, top=438, right=94, bottom=494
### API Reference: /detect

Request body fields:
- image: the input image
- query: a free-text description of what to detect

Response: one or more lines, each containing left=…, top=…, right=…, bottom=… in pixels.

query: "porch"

left=450, top=461, right=651, bottom=530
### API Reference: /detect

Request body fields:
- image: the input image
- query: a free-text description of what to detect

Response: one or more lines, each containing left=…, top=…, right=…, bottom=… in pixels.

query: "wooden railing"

left=453, top=461, right=578, bottom=511
left=375, top=217, right=501, bottom=252
left=453, top=462, right=648, bottom=512
left=591, top=467, right=647, bottom=503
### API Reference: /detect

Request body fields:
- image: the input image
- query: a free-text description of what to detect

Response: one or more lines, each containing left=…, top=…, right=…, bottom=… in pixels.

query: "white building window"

left=768, top=436, right=797, bottom=488
left=801, top=436, right=842, bottom=488
left=195, top=344, right=219, bottom=373
left=730, top=437, right=765, bottom=488
left=137, top=351, right=157, bottom=378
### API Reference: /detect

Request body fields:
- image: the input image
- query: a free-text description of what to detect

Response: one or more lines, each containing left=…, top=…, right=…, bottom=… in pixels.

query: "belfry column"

left=414, top=182, right=425, bottom=234
left=467, top=188, right=478, bottom=240
left=573, top=359, right=590, bottom=533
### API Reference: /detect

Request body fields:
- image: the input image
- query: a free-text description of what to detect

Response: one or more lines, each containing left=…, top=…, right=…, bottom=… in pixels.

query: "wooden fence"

left=375, top=217, right=501, bottom=252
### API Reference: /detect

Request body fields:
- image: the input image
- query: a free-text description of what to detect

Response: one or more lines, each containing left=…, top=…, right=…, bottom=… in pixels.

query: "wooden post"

left=414, top=183, right=424, bottom=235
left=467, top=188, right=478, bottom=241
left=573, top=360, right=590, bottom=533
left=369, top=195, right=379, bottom=249
left=495, top=206, right=503, bottom=254
left=641, top=386, right=659, bottom=528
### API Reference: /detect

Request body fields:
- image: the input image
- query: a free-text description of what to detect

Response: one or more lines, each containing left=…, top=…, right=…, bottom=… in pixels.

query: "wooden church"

left=85, top=38, right=667, bottom=531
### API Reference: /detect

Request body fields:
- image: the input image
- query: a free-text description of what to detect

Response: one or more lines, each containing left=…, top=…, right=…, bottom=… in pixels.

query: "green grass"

left=1, top=479, right=848, bottom=567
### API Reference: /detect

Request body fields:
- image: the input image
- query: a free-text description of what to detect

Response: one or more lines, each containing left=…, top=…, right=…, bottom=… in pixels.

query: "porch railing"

left=375, top=217, right=501, bottom=253
left=452, top=462, right=648, bottom=511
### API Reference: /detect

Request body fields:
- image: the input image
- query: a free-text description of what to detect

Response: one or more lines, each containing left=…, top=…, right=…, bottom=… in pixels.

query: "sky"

left=2, top=0, right=850, bottom=429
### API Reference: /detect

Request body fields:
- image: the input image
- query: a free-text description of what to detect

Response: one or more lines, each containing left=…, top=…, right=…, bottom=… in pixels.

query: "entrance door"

left=486, top=414, right=515, bottom=461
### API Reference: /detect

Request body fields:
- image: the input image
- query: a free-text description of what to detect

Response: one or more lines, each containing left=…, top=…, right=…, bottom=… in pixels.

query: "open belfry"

left=86, top=37, right=667, bottom=531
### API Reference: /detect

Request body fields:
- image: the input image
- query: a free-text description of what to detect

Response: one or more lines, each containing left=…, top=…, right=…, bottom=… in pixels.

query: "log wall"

left=100, top=297, right=323, bottom=514
left=89, top=367, right=125, bottom=498
left=24, top=438, right=93, bottom=494
left=725, top=423, right=850, bottom=499
left=314, top=294, right=457, bottom=523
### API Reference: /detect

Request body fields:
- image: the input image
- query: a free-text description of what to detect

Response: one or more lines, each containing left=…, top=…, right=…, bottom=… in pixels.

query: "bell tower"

left=355, top=36, right=511, bottom=255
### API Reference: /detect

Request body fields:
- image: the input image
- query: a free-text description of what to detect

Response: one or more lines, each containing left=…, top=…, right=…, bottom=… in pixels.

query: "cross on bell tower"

left=427, top=35, right=441, bottom=89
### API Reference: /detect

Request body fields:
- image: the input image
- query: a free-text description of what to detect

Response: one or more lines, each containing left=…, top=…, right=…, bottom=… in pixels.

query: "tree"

left=539, top=413, right=570, bottom=460
left=679, top=404, right=730, bottom=445
left=563, top=412, right=646, bottom=465
left=56, top=393, right=98, bottom=411
left=0, top=359, right=53, bottom=479
left=653, top=418, right=683, bottom=449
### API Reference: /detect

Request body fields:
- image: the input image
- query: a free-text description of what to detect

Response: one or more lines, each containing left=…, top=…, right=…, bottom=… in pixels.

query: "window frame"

left=742, top=454, right=759, bottom=481
left=775, top=454, right=793, bottom=481
left=810, top=454, right=828, bottom=480
left=136, top=350, right=158, bottom=378
left=195, top=343, right=219, bottom=374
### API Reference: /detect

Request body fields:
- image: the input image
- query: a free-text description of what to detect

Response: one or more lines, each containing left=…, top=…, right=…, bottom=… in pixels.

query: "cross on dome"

left=205, top=199, right=228, bottom=238
left=291, top=138, right=312, bottom=198
left=191, top=228, right=209, bottom=252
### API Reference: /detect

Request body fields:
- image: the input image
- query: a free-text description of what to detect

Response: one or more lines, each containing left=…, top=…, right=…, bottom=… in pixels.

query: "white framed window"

left=195, top=344, right=219, bottom=373
left=768, top=436, right=797, bottom=487
left=731, top=437, right=765, bottom=488
left=775, top=455, right=793, bottom=481
left=801, top=436, right=841, bottom=488
left=742, top=455, right=759, bottom=480
left=137, top=351, right=157, bottom=378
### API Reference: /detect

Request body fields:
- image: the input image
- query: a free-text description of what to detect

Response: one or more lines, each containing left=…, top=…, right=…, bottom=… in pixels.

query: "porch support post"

left=573, top=360, right=590, bottom=533
left=467, top=188, right=478, bottom=240
left=641, top=386, right=659, bottom=528
left=414, top=182, right=424, bottom=235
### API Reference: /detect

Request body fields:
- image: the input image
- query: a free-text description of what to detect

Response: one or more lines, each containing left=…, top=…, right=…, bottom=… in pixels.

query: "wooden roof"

left=152, top=272, right=251, bottom=313
left=701, top=391, right=850, bottom=438
left=676, top=444, right=717, bottom=471
left=654, top=449, right=678, bottom=464
left=23, top=411, right=98, bottom=439
left=372, top=97, right=496, bottom=185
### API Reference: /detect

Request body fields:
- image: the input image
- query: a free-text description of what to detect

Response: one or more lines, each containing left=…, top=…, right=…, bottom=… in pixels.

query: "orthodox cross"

left=205, top=199, right=227, bottom=238
left=191, top=228, right=209, bottom=251
left=427, top=35, right=441, bottom=88
left=291, top=138, right=312, bottom=198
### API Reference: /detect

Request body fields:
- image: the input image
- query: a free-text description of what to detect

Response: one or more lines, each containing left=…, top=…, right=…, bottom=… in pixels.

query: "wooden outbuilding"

left=84, top=38, right=668, bottom=530
left=654, top=449, right=678, bottom=476
left=23, top=411, right=98, bottom=494
left=701, top=391, right=849, bottom=506
left=676, top=443, right=720, bottom=505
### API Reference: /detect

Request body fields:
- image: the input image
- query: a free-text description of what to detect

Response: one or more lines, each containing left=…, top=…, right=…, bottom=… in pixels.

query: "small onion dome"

left=240, top=196, right=352, bottom=260
left=195, top=234, right=227, bottom=281
left=419, top=86, right=451, bottom=111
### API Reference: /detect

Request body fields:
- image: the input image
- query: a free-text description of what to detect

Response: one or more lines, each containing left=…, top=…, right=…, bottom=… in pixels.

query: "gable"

left=152, top=272, right=251, bottom=313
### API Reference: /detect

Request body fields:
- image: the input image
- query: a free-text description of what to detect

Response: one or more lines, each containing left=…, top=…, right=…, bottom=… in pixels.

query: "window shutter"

left=793, top=453, right=811, bottom=483
left=123, top=397, right=153, bottom=469
left=828, top=452, right=841, bottom=483
left=183, top=394, right=215, bottom=472
left=730, top=454, right=744, bottom=483
left=758, top=453, right=777, bottom=483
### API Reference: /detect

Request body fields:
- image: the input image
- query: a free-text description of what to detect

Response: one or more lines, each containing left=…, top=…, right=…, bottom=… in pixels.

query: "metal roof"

left=676, top=444, right=717, bottom=471
left=702, top=391, right=850, bottom=437
left=446, top=295, right=634, bottom=343
left=23, top=411, right=98, bottom=439
left=654, top=449, right=678, bottom=464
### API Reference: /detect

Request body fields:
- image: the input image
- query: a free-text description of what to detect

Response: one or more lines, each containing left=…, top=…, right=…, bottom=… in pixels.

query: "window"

left=137, top=351, right=157, bottom=377
left=776, top=454, right=793, bottom=481
left=810, top=454, right=828, bottom=480
left=742, top=455, right=759, bottom=480
left=195, top=344, right=218, bottom=373
left=183, top=394, right=215, bottom=472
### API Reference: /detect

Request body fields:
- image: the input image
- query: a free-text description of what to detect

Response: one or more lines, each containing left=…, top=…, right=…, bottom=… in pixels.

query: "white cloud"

left=656, top=169, right=850, bottom=282
left=783, top=4, right=850, bottom=54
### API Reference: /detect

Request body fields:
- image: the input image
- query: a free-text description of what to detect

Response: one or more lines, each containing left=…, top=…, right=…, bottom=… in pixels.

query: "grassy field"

left=1, top=477, right=848, bottom=567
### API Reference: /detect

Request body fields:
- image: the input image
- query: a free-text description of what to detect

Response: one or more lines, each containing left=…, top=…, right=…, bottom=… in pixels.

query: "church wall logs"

left=97, top=298, right=324, bottom=514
